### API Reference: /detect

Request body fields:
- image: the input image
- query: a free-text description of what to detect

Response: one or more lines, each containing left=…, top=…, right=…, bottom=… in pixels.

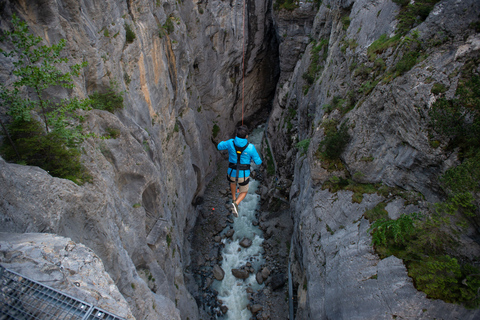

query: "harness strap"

left=228, top=141, right=250, bottom=187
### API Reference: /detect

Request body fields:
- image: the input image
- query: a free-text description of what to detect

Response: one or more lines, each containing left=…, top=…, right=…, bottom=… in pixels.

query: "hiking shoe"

left=231, top=202, right=239, bottom=217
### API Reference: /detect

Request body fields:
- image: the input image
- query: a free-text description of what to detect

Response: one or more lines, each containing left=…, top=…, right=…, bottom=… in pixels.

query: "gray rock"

left=225, top=229, right=235, bottom=238
left=261, top=267, right=271, bottom=279
left=239, top=237, right=253, bottom=248
left=231, top=269, right=249, bottom=279
left=250, top=304, right=263, bottom=314
left=213, top=265, right=225, bottom=281
left=256, top=271, right=264, bottom=285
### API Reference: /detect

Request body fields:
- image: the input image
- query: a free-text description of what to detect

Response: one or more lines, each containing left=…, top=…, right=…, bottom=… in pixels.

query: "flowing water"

left=213, top=126, right=265, bottom=319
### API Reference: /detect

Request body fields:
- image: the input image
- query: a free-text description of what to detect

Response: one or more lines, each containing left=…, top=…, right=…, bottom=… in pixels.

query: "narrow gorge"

left=1, top=0, right=480, bottom=319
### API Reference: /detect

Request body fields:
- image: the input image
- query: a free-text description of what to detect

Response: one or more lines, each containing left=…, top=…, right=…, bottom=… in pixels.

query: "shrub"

left=89, top=82, right=124, bottom=113
left=0, top=15, right=89, bottom=184
left=317, top=120, right=350, bottom=161
left=367, top=34, right=401, bottom=61
left=364, top=202, right=389, bottom=223
left=212, top=124, right=220, bottom=138
left=296, top=138, right=310, bottom=155
left=431, top=82, right=448, bottom=95
left=125, top=23, right=136, bottom=43
left=394, top=0, right=442, bottom=35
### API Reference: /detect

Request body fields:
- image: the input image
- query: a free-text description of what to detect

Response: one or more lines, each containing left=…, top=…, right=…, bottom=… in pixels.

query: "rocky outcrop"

left=0, top=233, right=136, bottom=320
left=268, top=0, right=480, bottom=319
left=0, top=0, right=279, bottom=319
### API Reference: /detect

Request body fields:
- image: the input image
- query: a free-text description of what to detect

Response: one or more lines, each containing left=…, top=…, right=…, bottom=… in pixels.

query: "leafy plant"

left=394, top=0, right=442, bottom=35
left=89, top=82, right=124, bottom=113
left=317, top=120, right=350, bottom=161
left=0, top=14, right=90, bottom=184
left=296, top=138, right=310, bottom=155
left=125, top=23, right=136, bottom=43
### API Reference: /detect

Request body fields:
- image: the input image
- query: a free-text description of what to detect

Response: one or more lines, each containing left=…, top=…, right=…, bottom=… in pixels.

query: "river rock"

left=261, top=267, right=270, bottom=279
left=231, top=268, right=249, bottom=279
left=250, top=304, right=263, bottom=315
left=225, top=229, right=235, bottom=238
left=256, top=271, right=264, bottom=285
left=220, top=305, right=228, bottom=314
left=213, top=265, right=225, bottom=281
left=239, top=237, right=253, bottom=248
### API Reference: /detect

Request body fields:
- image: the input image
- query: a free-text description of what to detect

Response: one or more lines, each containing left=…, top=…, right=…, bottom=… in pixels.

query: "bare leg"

left=235, top=192, right=247, bottom=205
left=230, top=183, right=237, bottom=202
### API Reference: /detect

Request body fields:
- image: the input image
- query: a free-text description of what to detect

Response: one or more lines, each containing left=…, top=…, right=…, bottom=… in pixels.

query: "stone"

left=220, top=305, right=228, bottom=314
left=256, top=271, right=264, bottom=285
left=239, top=237, right=253, bottom=248
left=261, top=267, right=270, bottom=279
left=231, top=269, right=249, bottom=279
left=225, top=229, right=235, bottom=238
left=250, top=304, right=263, bottom=314
left=213, top=265, right=225, bottom=281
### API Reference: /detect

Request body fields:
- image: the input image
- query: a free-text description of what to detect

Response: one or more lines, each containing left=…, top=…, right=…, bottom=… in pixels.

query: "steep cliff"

left=268, top=0, right=480, bottom=318
left=0, top=0, right=278, bottom=319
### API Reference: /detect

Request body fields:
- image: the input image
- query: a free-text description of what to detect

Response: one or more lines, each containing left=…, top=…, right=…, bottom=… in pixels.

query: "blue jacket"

left=217, top=136, right=262, bottom=178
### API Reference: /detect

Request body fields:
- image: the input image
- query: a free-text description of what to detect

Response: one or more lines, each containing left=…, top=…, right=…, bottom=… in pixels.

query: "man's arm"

left=249, top=145, right=262, bottom=165
left=217, top=140, right=229, bottom=150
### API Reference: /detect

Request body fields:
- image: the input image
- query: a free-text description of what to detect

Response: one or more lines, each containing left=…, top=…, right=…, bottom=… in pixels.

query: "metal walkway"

left=0, top=266, right=126, bottom=320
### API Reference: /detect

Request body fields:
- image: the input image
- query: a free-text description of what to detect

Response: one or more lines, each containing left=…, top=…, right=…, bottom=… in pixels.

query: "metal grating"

left=0, top=266, right=126, bottom=320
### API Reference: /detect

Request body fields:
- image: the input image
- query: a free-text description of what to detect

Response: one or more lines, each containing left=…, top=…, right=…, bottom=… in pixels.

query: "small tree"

left=0, top=14, right=90, bottom=183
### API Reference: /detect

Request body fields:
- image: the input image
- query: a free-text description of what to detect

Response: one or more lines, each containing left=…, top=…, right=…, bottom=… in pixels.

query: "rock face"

left=0, top=233, right=136, bottom=320
left=0, top=0, right=278, bottom=319
left=267, top=0, right=480, bottom=319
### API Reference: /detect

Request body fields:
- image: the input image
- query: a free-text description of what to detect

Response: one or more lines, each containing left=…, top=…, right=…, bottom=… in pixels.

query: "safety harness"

left=227, top=141, right=250, bottom=186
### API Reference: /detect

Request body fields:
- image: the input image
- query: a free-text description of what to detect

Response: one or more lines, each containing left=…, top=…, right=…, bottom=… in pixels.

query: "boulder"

left=256, top=271, right=264, bottom=285
left=239, top=237, right=253, bottom=248
left=231, top=268, right=249, bottom=279
left=213, top=265, right=225, bottom=281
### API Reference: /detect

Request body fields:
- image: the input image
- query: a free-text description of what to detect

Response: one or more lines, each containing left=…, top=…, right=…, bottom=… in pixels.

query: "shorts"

left=228, top=175, right=249, bottom=193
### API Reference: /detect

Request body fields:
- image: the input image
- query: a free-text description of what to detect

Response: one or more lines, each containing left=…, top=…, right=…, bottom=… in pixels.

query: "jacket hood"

left=234, top=136, right=248, bottom=147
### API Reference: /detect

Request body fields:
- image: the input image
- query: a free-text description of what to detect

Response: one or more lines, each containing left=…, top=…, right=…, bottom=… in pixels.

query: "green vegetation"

left=302, top=39, right=329, bottom=91
left=341, top=15, right=351, bottom=31
left=367, top=69, right=480, bottom=307
left=0, top=15, right=91, bottom=184
left=212, top=123, right=220, bottom=138
left=429, top=74, right=480, bottom=157
left=393, top=0, right=442, bottom=35
left=431, top=82, right=448, bottom=95
left=89, top=82, right=124, bottom=113
left=265, top=141, right=275, bottom=177
left=367, top=34, right=401, bottom=61
left=316, top=120, right=350, bottom=161
left=364, top=202, right=388, bottom=222
left=368, top=209, right=480, bottom=308
left=125, top=23, right=136, bottom=43
left=322, top=92, right=357, bottom=116
left=162, top=17, right=175, bottom=35
left=274, top=0, right=299, bottom=11
left=105, top=127, right=121, bottom=139
left=296, top=138, right=310, bottom=155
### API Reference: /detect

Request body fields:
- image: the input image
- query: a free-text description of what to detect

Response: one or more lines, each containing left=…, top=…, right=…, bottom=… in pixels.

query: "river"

left=213, top=125, right=266, bottom=319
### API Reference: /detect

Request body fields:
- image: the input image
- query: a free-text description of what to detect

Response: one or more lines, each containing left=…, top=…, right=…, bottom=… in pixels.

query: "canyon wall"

left=0, top=0, right=277, bottom=319
left=268, top=0, right=480, bottom=318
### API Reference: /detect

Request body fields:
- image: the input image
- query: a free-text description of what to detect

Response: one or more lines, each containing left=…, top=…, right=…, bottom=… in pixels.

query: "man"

left=217, top=125, right=262, bottom=217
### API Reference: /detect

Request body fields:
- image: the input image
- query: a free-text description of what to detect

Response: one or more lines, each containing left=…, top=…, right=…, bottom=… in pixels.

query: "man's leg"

left=230, top=183, right=237, bottom=202
left=235, top=192, right=247, bottom=205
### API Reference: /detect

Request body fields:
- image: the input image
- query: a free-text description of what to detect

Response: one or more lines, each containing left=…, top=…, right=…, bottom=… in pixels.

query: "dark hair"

left=236, top=125, right=249, bottom=138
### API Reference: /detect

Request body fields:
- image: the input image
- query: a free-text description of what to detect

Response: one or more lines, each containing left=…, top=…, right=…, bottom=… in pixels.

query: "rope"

left=242, top=0, right=246, bottom=125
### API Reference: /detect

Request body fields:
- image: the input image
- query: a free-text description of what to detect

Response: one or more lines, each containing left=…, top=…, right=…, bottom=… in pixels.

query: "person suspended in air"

left=217, top=125, right=262, bottom=217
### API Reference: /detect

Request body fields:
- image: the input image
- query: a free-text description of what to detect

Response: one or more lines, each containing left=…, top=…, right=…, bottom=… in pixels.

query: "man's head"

left=236, top=125, right=249, bottom=139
